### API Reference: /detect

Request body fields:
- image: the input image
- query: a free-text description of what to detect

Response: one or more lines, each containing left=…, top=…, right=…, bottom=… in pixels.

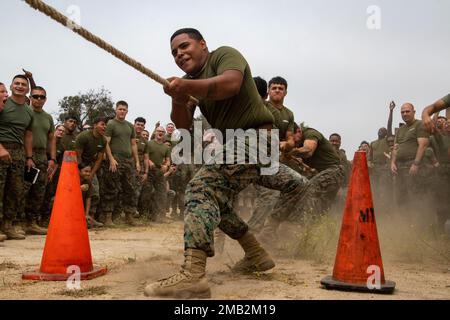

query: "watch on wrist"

left=26, top=156, right=33, bottom=160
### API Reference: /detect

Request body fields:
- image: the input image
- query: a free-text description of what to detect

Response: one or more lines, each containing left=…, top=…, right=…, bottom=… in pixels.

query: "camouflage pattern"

left=147, top=168, right=167, bottom=219
left=279, top=164, right=345, bottom=223
left=0, top=146, right=26, bottom=221
left=98, top=157, right=137, bottom=215
left=24, top=150, right=48, bottom=222
left=184, top=162, right=309, bottom=257
left=138, top=179, right=154, bottom=217
left=89, top=173, right=100, bottom=217
left=169, top=164, right=195, bottom=217
left=247, top=185, right=279, bottom=232
left=434, top=165, right=450, bottom=226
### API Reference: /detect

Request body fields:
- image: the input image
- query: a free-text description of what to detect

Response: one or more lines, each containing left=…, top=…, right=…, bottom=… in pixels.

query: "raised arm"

left=422, top=94, right=449, bottom=132
left=387, top=101, right=395, bottom=137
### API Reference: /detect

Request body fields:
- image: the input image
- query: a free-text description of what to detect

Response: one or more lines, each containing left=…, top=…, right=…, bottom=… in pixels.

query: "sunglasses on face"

left=31, top=95, right=46, bottom=100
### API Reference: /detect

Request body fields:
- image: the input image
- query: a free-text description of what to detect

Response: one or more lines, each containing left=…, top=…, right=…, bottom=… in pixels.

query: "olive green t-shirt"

left=395, top=119, right=430, bottom=163
left=105, top=119, right=136, bottom=158
left=61, top=131, right=78, bottom=152
left=75, top=130, right=107, bottom=165
left=430, top=134, right=450, bottom=165
left=300, top=128, right=341, bottom=172
left=187, top=46, right=274, bottom=133
left=30, top=108, right=54, bottom=150
left=275, top=105, right=295, bottom=141
left=148, top=140, right=170, bottom=167
left=370, top=138, right=390, bottom=165
left=442, top=94, right=450, bottom=108
left=136, top=135, right=149, bottom=164
left=0, top=98, right=33, bottom=145
left=263, top=100, right=282, bottom=131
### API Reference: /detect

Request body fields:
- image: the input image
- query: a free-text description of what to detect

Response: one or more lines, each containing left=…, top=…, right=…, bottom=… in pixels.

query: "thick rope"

left=24, top=0, right=198, bottom=104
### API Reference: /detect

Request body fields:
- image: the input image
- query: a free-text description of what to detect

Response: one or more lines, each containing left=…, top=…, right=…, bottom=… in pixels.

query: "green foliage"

left=57, top=87, right=115, bottom=131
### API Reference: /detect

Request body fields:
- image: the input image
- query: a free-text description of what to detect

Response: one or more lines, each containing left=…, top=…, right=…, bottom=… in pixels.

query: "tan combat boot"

left=25, top=221, right=47, bottom=235
left=2, top=219, right=26, bottom=240
left=231, top=231, right=275, bottom=274
left=14, top=222, right=26, bottom=236
left=103, top=212, right=116, bottom=227
left=144, top=248, right=211, bottom=299
left=125, top=212, right=140, bottom=227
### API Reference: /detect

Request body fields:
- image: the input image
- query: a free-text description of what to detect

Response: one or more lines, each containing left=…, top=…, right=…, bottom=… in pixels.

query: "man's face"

left=444, top=120, right=450, bottom=135
left=387, top=136, right=395, bottom=149
left=30, top=89, right=47, bottom=108
left=400, top=104, right=415, bottom=123
left=437, top=118, right=446, bottom=130
left=166, top=124, right=175, bottom=134
left=0, top=84, right=8, bottom=102
left=55, top=126, right=65, bottom=138
left=142, top=130, right=150, bottom=141
left=171, top=33, right=207, bottom=75
left=94, top=121, right=106, bottom=136
left=293, top=128, right=303, bottom=143
left=80, top=166, right=92, bottom=180
left=64, top=119, right=78, bottom=133
left=134, top=121, right=145, bottom=134
left=329, top=135, right=341, bottom=150
left=359, top=143, right=370, bottom=153
left=155, top=126, right=166, bottom=140
left=10, top=77, right=29, bottom=97
left=268, top=83, right=287, bottom=104
left=116, top=105, right=128, bottom=120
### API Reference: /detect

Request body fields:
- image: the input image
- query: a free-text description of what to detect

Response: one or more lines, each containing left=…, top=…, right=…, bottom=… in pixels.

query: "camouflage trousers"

left=393, top=163, right=428, bottom=210
left=0, top=145, right=26, bottom=221
left=89, top=173, right=100, bottom=217
left=280, top=164, right=345, bottom=223
left=247, top=185, right=279, bottom=232
left=98, top=158, right=137, bottom=215
left=369, top=165, right=393, bottom=208
left=184, top=162, right=309, bottom=257
left=146, top=168, right=167, bottom=218
left=24, top=150, right=48, bottom=222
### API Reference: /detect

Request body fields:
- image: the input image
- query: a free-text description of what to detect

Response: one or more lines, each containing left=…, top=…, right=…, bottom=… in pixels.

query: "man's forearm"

left=171, top=101, right=195, bottom=130
left=131, top=143, right=139, bottom=165
left=48, top=135, right=56, bottom=160
left=144, top=154, right=149, bottom=173
left=24, top=131, right=33, bottom=157
left=92, top=153, right=104, bottom=176
left=414, top=143, right=428, bottom=164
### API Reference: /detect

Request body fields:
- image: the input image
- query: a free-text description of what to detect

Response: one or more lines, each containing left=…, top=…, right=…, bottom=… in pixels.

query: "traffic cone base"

left=321, top=276, right=395, bottom=294
left=22, top=266, right=107, bottom=281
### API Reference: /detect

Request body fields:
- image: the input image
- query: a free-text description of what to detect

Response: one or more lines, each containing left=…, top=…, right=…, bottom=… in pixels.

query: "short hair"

left=166, top=122, right=175, bottom=127
left=253, top=77, right=268, bottom=99
left=268, top=76, right=288, bottom=89
left=170, top=28, right=204, bottom=43
left=12, top=75, right=29, bottom=83
left=329, top=133, right=341, bottom=140
left=0, top=82, right=4, bottom=86
left=64, top=113, right=78, bottom=122
left=78, top=162, right=91, bottom=170
left=360, top=140, right=370, bottom=146
left=134, top=117, right=146, bottom=124
left=31, top=86, right=46, bottom=95
left=116, top=100, right=128, bottom=108
left=93, top=117, right=107, bottom=124
left=438, top=116, right=447, bottom=121
left=55, top=124, right=65, bottom=130
left=142, top=129, right=150, bottom=134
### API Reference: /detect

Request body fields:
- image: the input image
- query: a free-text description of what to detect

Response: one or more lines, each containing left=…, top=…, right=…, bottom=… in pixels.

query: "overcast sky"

left=2, top=0, right=449, bottom=154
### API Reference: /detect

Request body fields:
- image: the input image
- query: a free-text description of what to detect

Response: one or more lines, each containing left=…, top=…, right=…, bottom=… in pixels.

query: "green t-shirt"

left=442, top=94, right=450, bottom=108
left=430, top=133, right=450, bottom=165
left=395, top=119, right=430, bottom=163
left=370, top=138, right=390, bottom=165
left=0, top=98, right=33, bottom=145
left=75, top=130, right=107, bottom=165
left=276, top=104, right=295, bottom=141
left=30, top=108, right=54, bottom=150
left=105, top=119, right=136, bottom=158
left=299, top=127, right=341, bottom=172
left=148, top=140, right=170, bottom=167
left=263, top=100, right=282, bottom=131
left=136, top=135, right=149, bottom=164
left=187, top=46, right=274, bottom=133
left=61, top=131, right=78, bottom=152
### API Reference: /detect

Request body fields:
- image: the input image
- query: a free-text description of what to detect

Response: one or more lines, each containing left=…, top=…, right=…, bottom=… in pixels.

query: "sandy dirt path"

left=0, top=219, right=449, bottom=300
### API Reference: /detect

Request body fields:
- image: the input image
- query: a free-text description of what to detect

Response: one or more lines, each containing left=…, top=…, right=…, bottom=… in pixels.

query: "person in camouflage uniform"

left=391, top=103, right=430, bottom=213
left=144, top=28, right=310, bottom=299
left=0, top=75, right=34, bottom=240
left=132, top=117, right=149, bottom=218
left=23, top=86, right=57, bottom=235
left=137, top=129, right=154, bottom=218
left=99, top=101, right=140, bottom=227
left=75, top=117, right=108, bottom=228
left=169, top=163, right=195, bottom=220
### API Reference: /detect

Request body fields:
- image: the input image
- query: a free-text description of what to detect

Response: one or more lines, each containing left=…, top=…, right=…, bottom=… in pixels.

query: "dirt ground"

left=0, top=211, right=449, bottom=300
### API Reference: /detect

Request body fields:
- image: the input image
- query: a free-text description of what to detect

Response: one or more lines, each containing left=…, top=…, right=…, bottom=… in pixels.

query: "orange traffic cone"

left=321, top=151, right=395, bottom=293
left=23, top=151, right=107, bottom=281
